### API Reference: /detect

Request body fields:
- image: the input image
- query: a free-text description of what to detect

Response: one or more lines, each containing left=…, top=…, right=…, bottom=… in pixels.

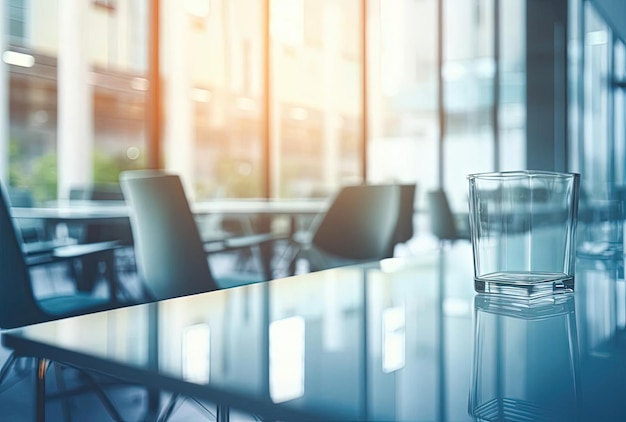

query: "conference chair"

left=0, top=182, right=139, bottom=421
left=285, top=184, right=401, bottom=273
left=0, top=184, right=121, bottom=330
left=7, top=187, right=44, bottom=243
left=120, top=171, right=277, bottom=301
left=386, top=183, right=417, bottom=257
left=426, top=188, right=471, bottom=243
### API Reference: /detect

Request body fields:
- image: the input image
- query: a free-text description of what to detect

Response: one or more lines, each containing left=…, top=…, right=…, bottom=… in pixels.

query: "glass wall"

left=3, top=1, right=540, bottom=207
left=366, top=0, right=438, bottom=207
left=498, top=0, right=526, bottom=172
left=567, top=0, right=626, bottom=200
left=160, top=0, right=265, bottom=200
left=442, top=0, right=495, bottom=209
left=4, top=0, right=148, bottom=203
left=582, top=3, right=611, bottom=198
left=270, top=0, right=363, bottom=199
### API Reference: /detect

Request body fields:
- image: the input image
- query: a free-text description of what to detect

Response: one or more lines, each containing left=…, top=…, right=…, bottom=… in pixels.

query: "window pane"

left=271, top=0, right=363, bottom=199
left=161, top=0, right=264, bottom=199
left=367, top=0, right=437, bottom=208
left=498, top=0, right=526, bottom=172
left=443, top=0, right=494, bottom=210
left=583, top=3, right=611, bottom=199
left=5, top=0, right=149, bottom=202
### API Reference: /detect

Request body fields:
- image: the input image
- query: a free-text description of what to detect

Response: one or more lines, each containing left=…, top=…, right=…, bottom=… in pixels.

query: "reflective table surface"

left=4, top=243, right=626, bottom=421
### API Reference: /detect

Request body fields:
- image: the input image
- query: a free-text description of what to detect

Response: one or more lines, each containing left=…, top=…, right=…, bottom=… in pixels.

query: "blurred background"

left=0, top=0, right=623, bottom=214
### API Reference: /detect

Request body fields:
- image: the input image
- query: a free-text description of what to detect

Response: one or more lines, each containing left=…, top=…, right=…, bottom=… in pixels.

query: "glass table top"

left=4, top=243, right=626, bottom=421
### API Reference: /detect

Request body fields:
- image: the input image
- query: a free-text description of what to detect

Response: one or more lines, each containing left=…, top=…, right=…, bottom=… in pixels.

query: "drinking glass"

left=467, top=171, right=580, bottom=298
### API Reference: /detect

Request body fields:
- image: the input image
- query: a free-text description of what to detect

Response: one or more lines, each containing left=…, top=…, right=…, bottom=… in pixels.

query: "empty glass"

left=467, top=171, right=580, bottom=298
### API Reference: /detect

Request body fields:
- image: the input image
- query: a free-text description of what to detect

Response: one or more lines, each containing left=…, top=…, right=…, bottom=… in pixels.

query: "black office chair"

left=120, top=171, right=276, bottom=301
left=426, top=188, right=471, bottom=243
left=7, top=186, right=47, bottom=244
left=0, top=181, right=135, bottom=421
left=0, top=184, right=120, bottom=330
left=386, top=183, right=417, bottom=257
left=285, top=184, right=401, bottom=273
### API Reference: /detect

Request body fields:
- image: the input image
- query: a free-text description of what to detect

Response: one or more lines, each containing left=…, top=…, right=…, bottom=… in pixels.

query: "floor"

left=0, top=233, right=435, bottom=421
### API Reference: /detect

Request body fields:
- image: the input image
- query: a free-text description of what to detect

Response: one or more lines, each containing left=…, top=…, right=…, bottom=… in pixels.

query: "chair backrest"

left=70, top=185, right=125, bottom=201
left=392, top=184, right=417, bottom=244
left=312, top=184, right=400, bottom=261
left=427, top=189, right=459, bottom=240
left=8, top=187, right=35, bottom=207
left=0, top=183, right=46, bottom=329
left=80, top=184, right=133, bottom=245
left=120, top=171, right=218, bottom=301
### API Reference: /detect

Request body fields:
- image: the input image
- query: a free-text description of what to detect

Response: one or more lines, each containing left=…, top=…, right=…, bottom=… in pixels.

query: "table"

left=4, top=242, right=626, bottom=421
left=10, top=198, right=328, bottom=247
left=12, top=199, right=329, bottom=282
left=10, top=199, right=328, bottom=222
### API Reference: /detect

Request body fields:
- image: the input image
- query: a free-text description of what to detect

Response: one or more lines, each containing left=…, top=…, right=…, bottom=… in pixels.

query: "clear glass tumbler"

left=467, top=171, right=580, bottom=298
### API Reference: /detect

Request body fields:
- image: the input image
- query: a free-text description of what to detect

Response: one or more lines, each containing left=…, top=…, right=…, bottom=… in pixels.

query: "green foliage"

left=30, top=152, right=57, bottom=202
left=9, top=145, right=146, bottom=203
left=93, top=150, right=125, bottom=185
left=8, top=139, right=25, bottom=187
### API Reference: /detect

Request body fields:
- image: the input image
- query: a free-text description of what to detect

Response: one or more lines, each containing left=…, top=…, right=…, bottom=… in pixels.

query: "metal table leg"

left=36, top=358, right=50, bottom=422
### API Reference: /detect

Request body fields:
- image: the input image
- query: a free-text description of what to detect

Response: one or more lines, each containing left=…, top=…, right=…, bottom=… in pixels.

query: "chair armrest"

left=52, top=241, right=121, bottom=259
left=203, top=233, right=289, bottom=255
left=26, top=241, right=121, bottom=267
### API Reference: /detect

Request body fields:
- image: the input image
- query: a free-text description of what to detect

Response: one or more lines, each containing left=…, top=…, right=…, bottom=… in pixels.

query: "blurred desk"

left=4, top=243, right=626, bottom=421
left=11, top=199, right=328, bottom=236
left=11, top=199, right=330, bottom=282
left=11, top=199, right=328, bottom=221
left=192, top=198, right=329, bottom=216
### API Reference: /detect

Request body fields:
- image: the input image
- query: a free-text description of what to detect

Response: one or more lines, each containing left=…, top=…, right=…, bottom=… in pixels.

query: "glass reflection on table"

left=469, top=294, right=579, bottom=422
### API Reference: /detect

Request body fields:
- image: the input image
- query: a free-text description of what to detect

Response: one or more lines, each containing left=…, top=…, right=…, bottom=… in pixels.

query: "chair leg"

left=156, top=393, right=181, bottom=422
left=273, top=241, right=300, bottom=277
left=187, top=396, right=216, bottom=419
left=0, top=353, right=18, bottom=387
left=54, top=362, right=73, bottom=422
left=73, top=368, right=125, bottom=421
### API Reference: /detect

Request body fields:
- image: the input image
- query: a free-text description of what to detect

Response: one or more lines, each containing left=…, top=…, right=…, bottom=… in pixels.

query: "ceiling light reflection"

left=270, top=316, right=305, bottom=403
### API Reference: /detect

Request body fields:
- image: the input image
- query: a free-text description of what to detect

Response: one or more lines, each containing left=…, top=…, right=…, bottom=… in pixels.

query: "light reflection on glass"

left=617, top=279, right=626, bottom=330
left=382, top=307, right=406, bottom=373
left=181, top=323, right=211, bottom=384
left=2, top=51, right=35, bottom=67
left=270, top=316, right=305, bottom=403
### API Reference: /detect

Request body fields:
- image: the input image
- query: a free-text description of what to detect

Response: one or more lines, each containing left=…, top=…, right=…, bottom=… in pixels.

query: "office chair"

left=120, top=171, right=274, bottom=301
left=7, top=187, right=47, bottom=244
left=386, top=183, right=417, bottom=257
left=426, top=188, right=471, bottom=243
left=0, top=183, right=121, bottom=330
left=285, top=184, right=401, bottom=273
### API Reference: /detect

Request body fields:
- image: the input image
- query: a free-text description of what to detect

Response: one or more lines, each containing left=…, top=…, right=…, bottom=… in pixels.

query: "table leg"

left=256, top=215, right=273, bottom=280
left=35, top=358, right=50, bottom=422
